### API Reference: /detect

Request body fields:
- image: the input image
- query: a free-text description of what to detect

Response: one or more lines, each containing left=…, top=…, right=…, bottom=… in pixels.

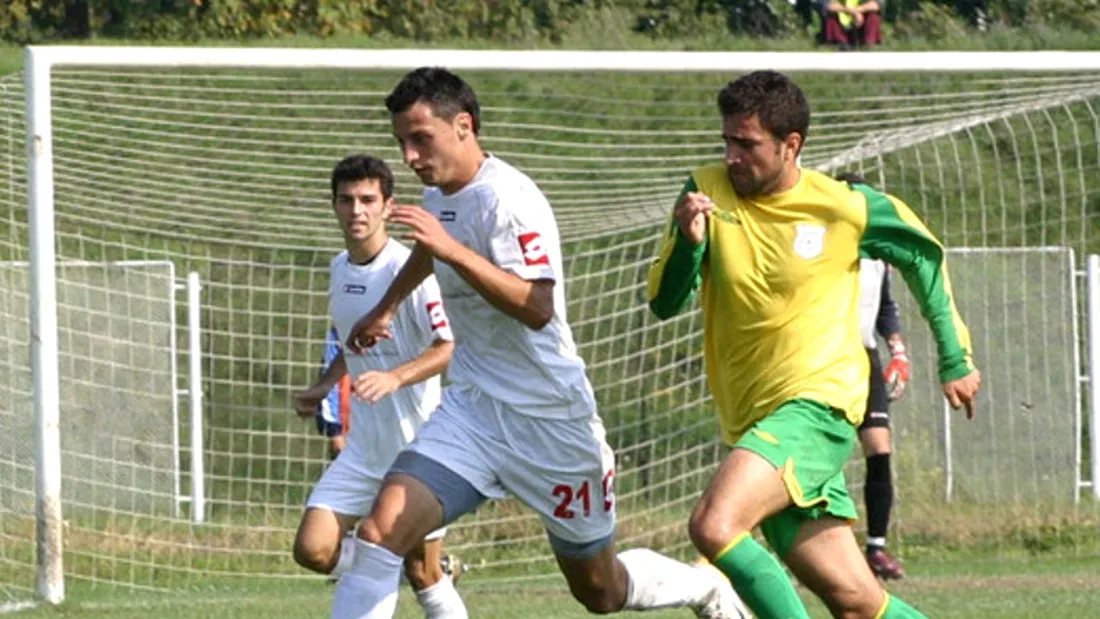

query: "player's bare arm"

left=391, top=204, right=555, bottom=330
left=294, top=351, right=347, bottom=417
left=353, top=338, right=454, bottom=404
left=675, top=191, right=714, bottom=246
left=345, top=243, right=433, bottom=353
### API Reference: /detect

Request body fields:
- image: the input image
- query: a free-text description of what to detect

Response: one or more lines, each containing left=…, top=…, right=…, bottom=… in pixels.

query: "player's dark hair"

left=330, top=154, right=394, bottom=199
left=717, top=70, right=810, bottom=148
left=385, top=67, right=481, bottom=135
left=835, top=172, right=868, bottom=186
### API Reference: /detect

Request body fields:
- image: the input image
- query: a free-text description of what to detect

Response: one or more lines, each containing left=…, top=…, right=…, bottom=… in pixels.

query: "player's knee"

left=403, top=555, right=443, bottom=590
left=569, top=585, right=623, bottom=615
left=560, top=560, right=627, bottom=615
left=820, top=579, right=882, bottom=618
left=858, top=426, right=891, bottom=456
left=832, top=601, right=883, bottom=619
left=355, top=517, right=388, bottom=546
left=292, top=534, right=336, bottom=573
left=864, top=445, right=891, bottom=457
left=688, top=504, right=739, bottom=557
left=355, top=516, right=415, bottom=556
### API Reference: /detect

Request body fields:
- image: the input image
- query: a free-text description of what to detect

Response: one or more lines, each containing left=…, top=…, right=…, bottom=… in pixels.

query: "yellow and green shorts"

left=734, top=398, right=858, bottom=558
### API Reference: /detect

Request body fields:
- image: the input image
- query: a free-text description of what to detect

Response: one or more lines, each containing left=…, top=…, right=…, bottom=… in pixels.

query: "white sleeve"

left=486, top=190, right=558, bottom=283
left=405, top=275, right=454, bottom=346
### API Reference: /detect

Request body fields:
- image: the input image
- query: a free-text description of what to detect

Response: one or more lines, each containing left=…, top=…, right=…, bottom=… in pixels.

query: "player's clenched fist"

left=943, top=369, right=981, bottom=420
left=674, top=191, right=714, bottom=245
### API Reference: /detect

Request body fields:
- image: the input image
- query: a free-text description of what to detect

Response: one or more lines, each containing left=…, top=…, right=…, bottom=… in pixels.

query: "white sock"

left=331, top=534, right=356, bottom=578
left=619, top=548, right=721, bottom=610
left=330, top=539, right=404, bottom=619
left=867, top=536, right=887, bottom=549
left=414, top=576, right=468, bottom=619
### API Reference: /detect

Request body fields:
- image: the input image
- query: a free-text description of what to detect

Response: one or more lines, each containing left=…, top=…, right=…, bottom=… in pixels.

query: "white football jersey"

left=421, top=156, right=596, bottom=419
left=328, top=240, right=453, bottom=475
left=859, top=258, right=887, bottom=350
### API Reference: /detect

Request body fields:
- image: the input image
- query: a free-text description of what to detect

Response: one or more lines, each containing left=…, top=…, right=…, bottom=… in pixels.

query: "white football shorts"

left=403, top=384, right=616, bottom=546
left=307, top=453, right=446, bottom=541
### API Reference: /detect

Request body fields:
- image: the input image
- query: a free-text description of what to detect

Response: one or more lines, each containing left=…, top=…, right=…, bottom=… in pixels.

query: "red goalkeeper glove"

left=884, top=343, right=910, bottom=401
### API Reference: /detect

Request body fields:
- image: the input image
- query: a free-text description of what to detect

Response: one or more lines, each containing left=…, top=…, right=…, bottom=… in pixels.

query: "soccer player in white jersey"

left=292, top=155, right=468, bottom=619
left=331, top=68, right=746, bottom=619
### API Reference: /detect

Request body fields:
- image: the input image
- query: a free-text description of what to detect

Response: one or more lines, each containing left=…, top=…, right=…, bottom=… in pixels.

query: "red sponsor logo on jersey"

left=426, top=301, right=448, bottom=330
left=518, top=231, right=550, bottom=266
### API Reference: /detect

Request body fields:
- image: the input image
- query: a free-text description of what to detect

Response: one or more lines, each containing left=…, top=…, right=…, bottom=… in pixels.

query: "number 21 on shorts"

left=552, top=469, right=615, bottom=519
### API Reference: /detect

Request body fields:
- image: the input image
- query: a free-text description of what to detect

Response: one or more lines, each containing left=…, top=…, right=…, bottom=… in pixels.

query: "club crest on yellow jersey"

left=793, top=224, right=826, bottom=259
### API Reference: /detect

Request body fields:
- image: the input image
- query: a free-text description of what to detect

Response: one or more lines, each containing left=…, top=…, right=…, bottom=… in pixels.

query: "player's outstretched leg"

left=404, top=538, right=467, bottom=619
left=552, top=538, right=747, bottom=618
left=783, top=517, right=926, bottom=619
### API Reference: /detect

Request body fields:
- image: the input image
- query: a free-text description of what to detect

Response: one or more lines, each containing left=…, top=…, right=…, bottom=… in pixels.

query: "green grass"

left=8, top=553, right=1100, bottom=618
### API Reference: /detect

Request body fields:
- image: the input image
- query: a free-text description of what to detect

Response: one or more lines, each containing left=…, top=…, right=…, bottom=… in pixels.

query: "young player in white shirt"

left=292, top=155, right=468, bottom=618
left=332, top=68, right=746, bottom=619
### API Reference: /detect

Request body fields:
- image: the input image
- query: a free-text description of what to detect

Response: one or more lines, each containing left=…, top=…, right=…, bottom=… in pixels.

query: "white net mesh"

left=864, top=247, right=1083, bottom=549
left=1, top=58, right=1099, bottom=601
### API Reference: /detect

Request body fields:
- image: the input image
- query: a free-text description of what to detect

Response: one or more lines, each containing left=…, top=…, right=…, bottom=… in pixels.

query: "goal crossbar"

left=23, top=47, right=1100, bottom=72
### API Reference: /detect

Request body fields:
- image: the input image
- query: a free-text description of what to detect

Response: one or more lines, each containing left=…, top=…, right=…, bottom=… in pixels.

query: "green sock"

left=712, top=533, right=811, bottom=619
left=879, top=594, right=928, bottom=619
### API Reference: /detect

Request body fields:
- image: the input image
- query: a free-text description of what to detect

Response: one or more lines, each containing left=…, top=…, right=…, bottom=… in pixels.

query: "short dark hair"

left=330, top=155, right=394, bottom=199
left=384, top=67, right=481, bottom=135
left=717, top=70, right=810, bottom=147
left=835, top=172, right=868, bottom=186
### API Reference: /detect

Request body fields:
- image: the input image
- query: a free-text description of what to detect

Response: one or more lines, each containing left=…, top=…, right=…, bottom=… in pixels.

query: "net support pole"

left=1070, top=250, right=1083, bottom=504
left=25, top=46, right=64, bottom=605
left=1087, top=255, right=1100, bottom=499
left=942, top=398, right=953, bottom=503
left=187, top=272, right=206, bottom=524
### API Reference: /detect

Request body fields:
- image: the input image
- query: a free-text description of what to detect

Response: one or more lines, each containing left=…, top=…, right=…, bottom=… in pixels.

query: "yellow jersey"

left=647, top=165, right=974, bottom=445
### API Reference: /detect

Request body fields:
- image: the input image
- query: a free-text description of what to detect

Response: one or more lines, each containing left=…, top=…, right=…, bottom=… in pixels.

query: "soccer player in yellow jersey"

left=647, top=70, right=981, bottom=619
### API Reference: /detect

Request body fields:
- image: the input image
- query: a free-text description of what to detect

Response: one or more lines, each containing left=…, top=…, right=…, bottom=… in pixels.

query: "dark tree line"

left=0, top=0, right=1092, bottom=43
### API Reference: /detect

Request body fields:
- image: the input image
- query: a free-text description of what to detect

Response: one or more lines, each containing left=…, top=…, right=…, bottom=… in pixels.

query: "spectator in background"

left=819, top=0, right=884, bottom=49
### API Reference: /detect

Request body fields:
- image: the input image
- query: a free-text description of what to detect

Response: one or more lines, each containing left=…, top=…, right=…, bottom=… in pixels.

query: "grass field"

left=2, top=27, right=1100, bottom=618
left=7, top=553, right=1100, bottom=618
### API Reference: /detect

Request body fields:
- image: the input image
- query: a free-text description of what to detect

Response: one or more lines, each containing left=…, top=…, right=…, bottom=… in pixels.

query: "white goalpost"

left=6, top=47, right=1100, bottom=606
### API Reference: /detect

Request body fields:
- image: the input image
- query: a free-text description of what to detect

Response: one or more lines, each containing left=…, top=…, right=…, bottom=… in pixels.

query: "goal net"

left=0, top=260, right=181, bottom=598
left=2, top=49, right=1098, bottom=602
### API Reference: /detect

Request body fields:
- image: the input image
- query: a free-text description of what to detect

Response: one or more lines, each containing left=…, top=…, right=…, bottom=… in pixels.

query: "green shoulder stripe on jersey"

left=647, top=176, right=706, bottom=319
left=856, top=185, right=975, bottom=382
